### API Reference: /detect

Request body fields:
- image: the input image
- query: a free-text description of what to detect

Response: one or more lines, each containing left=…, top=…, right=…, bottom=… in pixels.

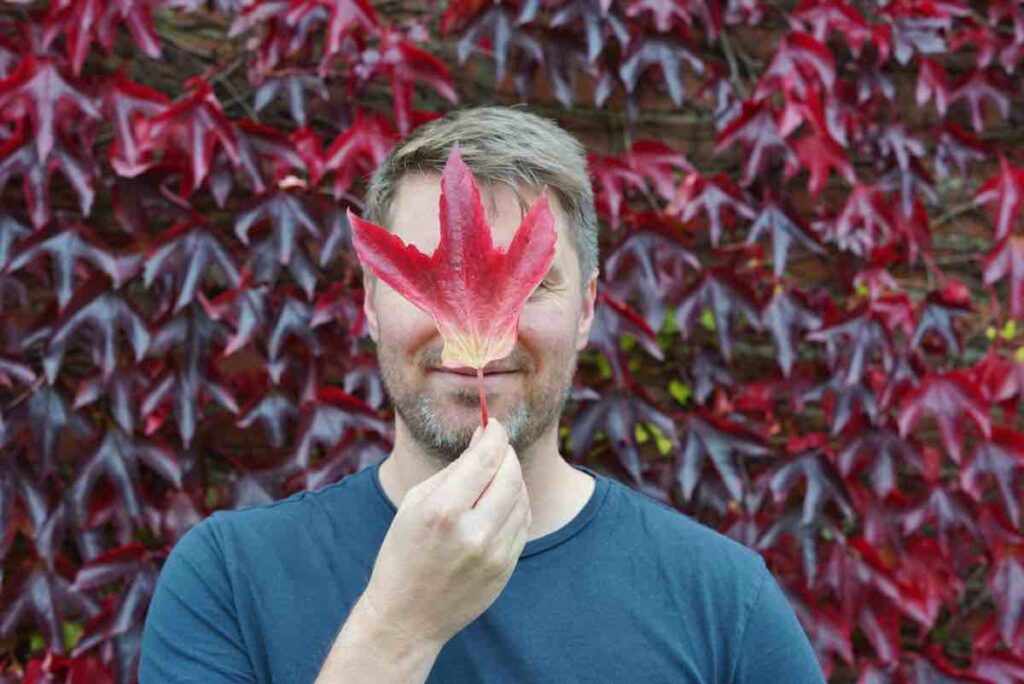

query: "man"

left=139, top=105, right=826, bottom=683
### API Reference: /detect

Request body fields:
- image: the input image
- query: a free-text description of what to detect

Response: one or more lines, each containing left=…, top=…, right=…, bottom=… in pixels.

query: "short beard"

left=379, top=344, right=577, bottom=468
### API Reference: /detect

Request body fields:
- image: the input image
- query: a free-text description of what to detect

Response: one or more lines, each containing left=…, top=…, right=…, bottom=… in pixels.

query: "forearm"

left=315, top=592, right=444, bottom=684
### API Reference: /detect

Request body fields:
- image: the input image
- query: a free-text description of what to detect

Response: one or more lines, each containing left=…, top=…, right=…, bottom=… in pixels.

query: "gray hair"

left=362, top=105, right=599, bottom=288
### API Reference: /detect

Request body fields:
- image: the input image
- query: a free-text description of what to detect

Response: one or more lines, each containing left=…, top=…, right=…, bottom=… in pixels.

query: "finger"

left=408, top=423, right=493, bottom=505
left=494, top=489, right=531, bottom=563
left=430, top=419, right=509, bottom=511
left=465, top=445, right=524, bottom=532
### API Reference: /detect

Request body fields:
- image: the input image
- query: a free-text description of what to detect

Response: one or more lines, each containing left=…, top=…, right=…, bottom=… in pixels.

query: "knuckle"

left=462, top=531, right=489, bottom=559
left=426, top=504, right=459, bottom=530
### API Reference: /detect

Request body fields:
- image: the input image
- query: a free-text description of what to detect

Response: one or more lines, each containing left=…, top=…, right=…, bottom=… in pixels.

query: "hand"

left=359, top=419, right=532, bottom=648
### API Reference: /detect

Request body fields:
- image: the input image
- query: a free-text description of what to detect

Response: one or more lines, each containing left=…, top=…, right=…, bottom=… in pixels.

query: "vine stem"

left=477, top=367, right=489, bottom=427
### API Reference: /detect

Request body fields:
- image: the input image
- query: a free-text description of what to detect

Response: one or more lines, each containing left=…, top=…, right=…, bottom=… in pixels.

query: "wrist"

left=316, top=592, right=444, bottom=684
left=353, top=588, right=446, bottom=657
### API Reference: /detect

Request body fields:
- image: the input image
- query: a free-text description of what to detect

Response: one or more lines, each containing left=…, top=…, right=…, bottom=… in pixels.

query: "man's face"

left=363, top=172, right=597, bottom=466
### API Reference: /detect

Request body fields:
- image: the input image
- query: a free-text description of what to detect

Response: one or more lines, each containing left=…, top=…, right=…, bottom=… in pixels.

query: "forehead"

left=386, top=172, right=577, bottom=276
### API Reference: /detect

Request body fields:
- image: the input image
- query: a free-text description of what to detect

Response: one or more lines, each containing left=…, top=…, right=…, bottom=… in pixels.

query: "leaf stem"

left=476, top=367, right=488, bottom=427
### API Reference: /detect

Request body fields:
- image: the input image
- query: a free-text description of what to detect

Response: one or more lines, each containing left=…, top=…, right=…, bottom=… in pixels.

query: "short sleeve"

left=729, top=557, right=826, bottom=684
left=139, top=515, right=256, bottom=683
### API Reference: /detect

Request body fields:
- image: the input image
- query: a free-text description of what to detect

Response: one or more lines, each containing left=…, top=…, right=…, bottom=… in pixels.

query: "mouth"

left=428, top=366, right=522, bottom=384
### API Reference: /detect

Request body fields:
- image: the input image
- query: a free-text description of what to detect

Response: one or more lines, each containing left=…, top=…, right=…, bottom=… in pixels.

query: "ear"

left=575, top=269, right=598, bottom=351
left=362, top=272, right=380, bottom=344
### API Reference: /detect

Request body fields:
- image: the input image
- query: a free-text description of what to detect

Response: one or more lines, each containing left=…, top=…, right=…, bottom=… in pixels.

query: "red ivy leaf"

left=788, top=130, right=856, bottom=196
left=360, top=29, right=459, bottom=135
left=973, top=155, right=1024, bottom=242
left=714, top=101, right=795, bottom=186
left=0, top=55, right=101, bottom=160
left=897, top=371, right=992, bottom=464
left=134, top=77, right=239, bottom=197
left=104, top=71, right=170, bottom=178
left=42, top=0, right=162, bottom=75
left=949, top=68, right=1014, bottom=133
left=0, top=118, right=97, bottom=230
left=754, top=31, right=836, bottom=101
left=982, top=235, right=1024, bottom=319
left=669, top=172, right=755, bottom=246
left=318, top=111, right=398, bottom=199
left=961, top=426, right=1024, bottom=529
left=678, top=409, right=773, bottom=502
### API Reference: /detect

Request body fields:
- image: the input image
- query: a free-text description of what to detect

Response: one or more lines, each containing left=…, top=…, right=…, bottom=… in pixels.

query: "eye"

left=529, top=281, right=551, bottom=299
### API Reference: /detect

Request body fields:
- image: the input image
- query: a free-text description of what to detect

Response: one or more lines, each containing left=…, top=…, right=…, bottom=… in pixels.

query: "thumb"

left=469, top=424, right=484, bottom=448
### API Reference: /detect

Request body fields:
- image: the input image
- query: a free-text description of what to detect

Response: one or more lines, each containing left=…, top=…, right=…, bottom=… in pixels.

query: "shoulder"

left=602, top=475, right=767, bottom=583
left=189, top=465, right=378, bottom=556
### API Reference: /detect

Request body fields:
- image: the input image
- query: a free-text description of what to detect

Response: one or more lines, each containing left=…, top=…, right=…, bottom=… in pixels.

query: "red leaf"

left=910, top=280, right=973, bottom=355
left=0, top=119, right=97, bottom=230
left=0, top=55, right=100, bottom=161
left=982, top=235, right=1024, bottom=319
left=770, top=446, right=856, bottom=525
left=320, top=111, right=397, bottom=199
left=678, top=409, right=772, bottom=502
left=788, top=130, right=856, bottom=196
left=974, top=155, right=1024, bottom=242
left=762, top=284, right=823, bottom=377
left=360, top=29, right=459, bottom=135
left=916, top=58, right=950, bottom=116
left=346, top=144, right=557, bottom=421
left=961, top=426, right=1024, bottom=529
left=988, top=545, right=1024, bottom=655
left=754, top=31, right=836, bottom=101
left=832, top=184, right=893, bottom=257
left=134, top=77, right=239, bottom=197
left=949, top=68, right=1014, bottom=133
left=104, top=71, right=170, bottom=178
left=624, top=0, right=721, bottom=36
left=897, top=371, right=992, bottom=464
left=619, top=35, right=704, bottom=108
left=793, top=0, right=891, bottom=60
left=624, top=139, right=694, bottom=201
left=283, top=0, right=379, bottom=64
left=588, top=150, right=647, bottom=231
left=669, top=172, right=755, bottom=246
left=674, top=268, right=762, bottom=362
left=570, top=391, right=677, bottom=484
left=43, top=0, right=162, bottom=75
left=714, top=101, right=795, bottom=186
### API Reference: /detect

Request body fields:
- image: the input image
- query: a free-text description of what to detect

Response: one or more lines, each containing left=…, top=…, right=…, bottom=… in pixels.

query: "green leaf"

left=63, top=620, right=83, bottom=650
left=635, top=423, right=650, bottom=444
left=660, top=308, right=679, bottom=335
left=647, top=423, right=674, bottom=455
left=669, top=379, right=692, bottom=405
left=700, top=307, right=716, bottom=331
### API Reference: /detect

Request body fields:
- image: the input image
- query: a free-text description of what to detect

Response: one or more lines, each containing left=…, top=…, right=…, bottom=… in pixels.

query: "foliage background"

left=0, top=0, right=1022, bottom=681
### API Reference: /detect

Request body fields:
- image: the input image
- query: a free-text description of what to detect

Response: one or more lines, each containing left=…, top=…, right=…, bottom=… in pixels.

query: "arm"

left=314, top=590, right=444, bottom=683
left=140, top=515, right=445, bottom=684
left=729, top=557, right=827, bottom=684
left=139, top=516, right=256, bottom=683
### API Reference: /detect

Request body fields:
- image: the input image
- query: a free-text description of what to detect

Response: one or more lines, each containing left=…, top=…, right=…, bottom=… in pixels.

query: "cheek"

left=518, top=300, right=578, bottom=350
left=377, top=289, right=436, bottom=352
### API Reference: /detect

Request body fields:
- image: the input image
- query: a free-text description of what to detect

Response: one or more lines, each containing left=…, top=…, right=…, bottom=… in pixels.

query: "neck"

left=376, top=417, right=595, bottom=543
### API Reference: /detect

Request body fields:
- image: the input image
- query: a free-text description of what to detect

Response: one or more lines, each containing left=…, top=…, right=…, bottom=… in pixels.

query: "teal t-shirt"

left=139, top=460, right=825, bottom=683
